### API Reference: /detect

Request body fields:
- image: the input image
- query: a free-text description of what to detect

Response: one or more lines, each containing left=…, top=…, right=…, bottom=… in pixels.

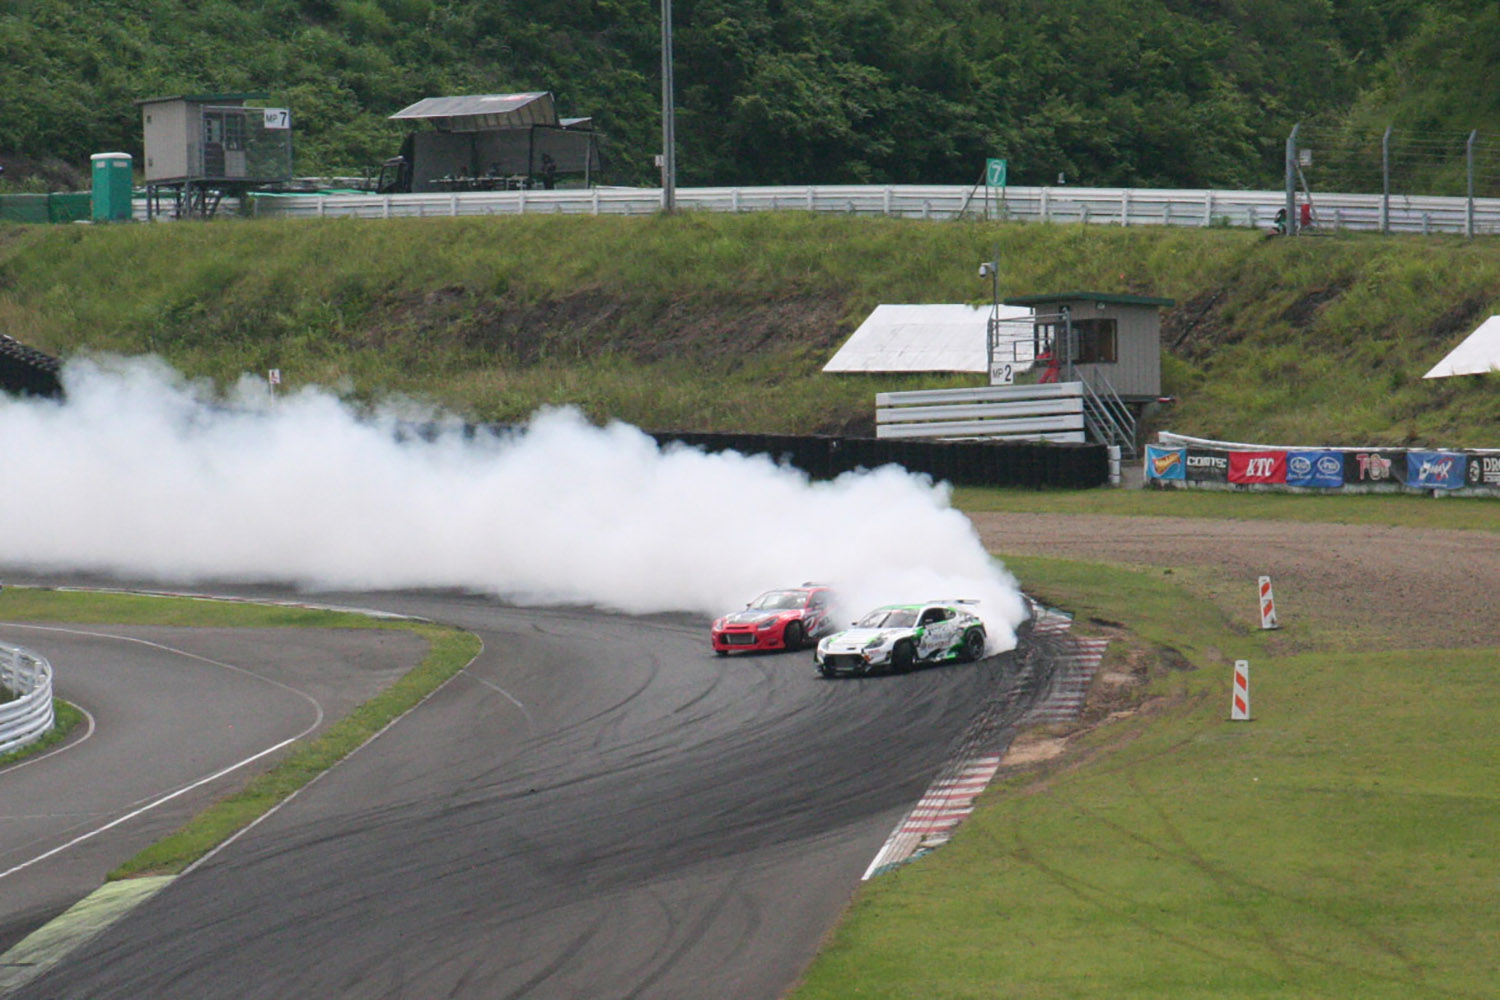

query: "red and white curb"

left=1022, top=637, right=1110, bottom=725
left=863, top=755, right=1002, bottom=879
left=863, top=604, right=1109, bottom=878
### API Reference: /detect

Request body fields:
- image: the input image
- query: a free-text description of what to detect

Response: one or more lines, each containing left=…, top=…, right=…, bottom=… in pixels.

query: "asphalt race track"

left=1, top=583, right=1048, bottom=1000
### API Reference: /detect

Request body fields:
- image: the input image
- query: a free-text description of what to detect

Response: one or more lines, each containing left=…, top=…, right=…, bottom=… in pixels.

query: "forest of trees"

left=0, top=0, right=1495, bottom=192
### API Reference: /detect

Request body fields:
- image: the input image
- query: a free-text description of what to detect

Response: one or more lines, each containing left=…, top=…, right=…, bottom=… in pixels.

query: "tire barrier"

left=650, top=431, right=1108, bottom=489
left=0, top=334, right=64, bottom=400
left=0, top=642, right=56, bottom=756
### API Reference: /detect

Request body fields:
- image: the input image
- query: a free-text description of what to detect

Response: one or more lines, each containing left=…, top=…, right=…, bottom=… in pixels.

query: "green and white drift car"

left=814, top=601, right=987, bottom=677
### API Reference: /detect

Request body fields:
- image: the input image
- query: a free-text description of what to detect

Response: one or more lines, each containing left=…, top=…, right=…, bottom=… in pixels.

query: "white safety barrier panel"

left=876, top=382, right=1085, bottom=443
left=1231, top=660, right=1251, bottom=721
left=0, top=642, right=55, bottom=755
left=229, top=184, right=1500, bottom=235
left=1258, top=576, right=1280, bottom=630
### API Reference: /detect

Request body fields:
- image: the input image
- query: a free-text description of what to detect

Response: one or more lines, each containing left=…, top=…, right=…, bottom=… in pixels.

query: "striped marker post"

left=1257, top=576, right=1279, bottom=630
left=1231, top=660, right=1251, bottom=721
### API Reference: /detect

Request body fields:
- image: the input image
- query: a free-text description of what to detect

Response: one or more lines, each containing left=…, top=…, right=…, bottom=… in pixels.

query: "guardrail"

left=232, top=184, right=1500, bottom=235
left=0, top=641, right=55, bottom=756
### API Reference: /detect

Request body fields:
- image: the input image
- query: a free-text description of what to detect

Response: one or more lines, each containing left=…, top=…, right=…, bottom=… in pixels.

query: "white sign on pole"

left=1231, top=660, right=1251, bottom=721
left=268, top=369, right=282, bottom=386
left=263, top=108, right=291, bottom=130
left=989, top=360, right=1015, bottom=385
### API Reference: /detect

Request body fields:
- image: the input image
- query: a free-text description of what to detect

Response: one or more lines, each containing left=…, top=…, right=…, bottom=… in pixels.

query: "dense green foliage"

left=3, top=0, right=1488, bottom=189
left=1, top=213, right=1497, bottom=446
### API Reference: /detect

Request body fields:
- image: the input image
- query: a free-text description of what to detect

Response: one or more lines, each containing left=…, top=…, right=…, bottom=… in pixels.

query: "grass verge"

left=0, top=586, right=481, bottom=878
left=0, top=699, right=85, bottom=768
left=789, top=555, right=1500, bottom=999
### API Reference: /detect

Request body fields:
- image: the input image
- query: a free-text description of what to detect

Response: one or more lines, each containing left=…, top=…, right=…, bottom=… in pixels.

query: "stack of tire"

left=0, top=334, right=63, bottom=399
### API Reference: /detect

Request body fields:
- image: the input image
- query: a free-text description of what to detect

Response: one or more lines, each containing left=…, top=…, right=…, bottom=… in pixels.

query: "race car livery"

left=711, top=585, right=837, bottom=655
left=815, top=601, right=987, bottom=677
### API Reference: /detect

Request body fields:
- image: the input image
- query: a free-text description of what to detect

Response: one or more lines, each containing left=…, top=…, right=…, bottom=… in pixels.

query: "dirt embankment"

left=973, top=512, right=1500, bottom=651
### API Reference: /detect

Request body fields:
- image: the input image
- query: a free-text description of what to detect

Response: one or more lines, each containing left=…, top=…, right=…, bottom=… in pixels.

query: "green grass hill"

left=2, top=212, right=1498, bottom=447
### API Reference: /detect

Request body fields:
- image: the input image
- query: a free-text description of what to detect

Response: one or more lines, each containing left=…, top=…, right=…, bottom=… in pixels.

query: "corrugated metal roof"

left=389, top=93, right=558, bottom=130
left=135, top=93, right=270, bottom=106
left=823, top=304, right=1036, bottom=373
left=1003, top=290, right=1176, bottom=308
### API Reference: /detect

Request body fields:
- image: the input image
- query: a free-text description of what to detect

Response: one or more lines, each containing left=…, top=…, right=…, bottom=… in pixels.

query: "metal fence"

left=233, top=183, right=1500, bottom=235
left=0, top=641, right=55, bottom=756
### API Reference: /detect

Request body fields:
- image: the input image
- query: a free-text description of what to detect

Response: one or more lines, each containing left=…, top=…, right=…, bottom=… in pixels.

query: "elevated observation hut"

left=1001, top=291, right=1175, bottom=403
left=137, top=93, right=293, bottom=218
left=379, top=92, right=603, bottom=193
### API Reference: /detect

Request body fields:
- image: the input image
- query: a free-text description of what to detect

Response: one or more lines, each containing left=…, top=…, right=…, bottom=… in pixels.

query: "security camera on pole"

left=978, top=255, right=1011, bottom=385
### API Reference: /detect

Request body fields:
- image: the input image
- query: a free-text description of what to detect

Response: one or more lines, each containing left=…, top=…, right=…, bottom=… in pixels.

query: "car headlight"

left=712, top=619, right=724, bottom=631
left=863, top=636, right=888, bottom=649
left=758, top=618, right=780, bottom=630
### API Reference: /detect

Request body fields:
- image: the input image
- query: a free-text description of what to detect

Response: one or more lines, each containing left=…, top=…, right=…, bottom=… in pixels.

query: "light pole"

left=978, top=257, right=1002, bottom=384
left=660, top=0, right=677, bottom=213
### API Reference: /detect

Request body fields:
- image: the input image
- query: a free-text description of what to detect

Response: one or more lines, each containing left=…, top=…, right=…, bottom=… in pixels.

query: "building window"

left=1074, top=318, right=1117, bottom=363
left=1033, top=318, right=1118, bottom=364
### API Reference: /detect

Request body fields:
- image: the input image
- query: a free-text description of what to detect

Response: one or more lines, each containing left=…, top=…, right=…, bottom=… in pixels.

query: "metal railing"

left=0, top=642, right=56, bottom=756
left=1078, top=371, right=1138, bottom=459
left=230, top=183, right=1500, bottom=234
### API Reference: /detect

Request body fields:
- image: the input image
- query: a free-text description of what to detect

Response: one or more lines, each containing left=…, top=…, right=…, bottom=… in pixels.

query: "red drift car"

left=711, top=585, right=836, bottom=655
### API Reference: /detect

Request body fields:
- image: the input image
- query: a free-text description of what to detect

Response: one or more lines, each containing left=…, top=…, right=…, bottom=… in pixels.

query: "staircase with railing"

left=1077, top=372, right=1138, bottom=458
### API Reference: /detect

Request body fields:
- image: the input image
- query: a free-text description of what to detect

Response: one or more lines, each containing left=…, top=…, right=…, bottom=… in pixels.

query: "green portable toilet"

left=90, top=152, right=134, bottom=222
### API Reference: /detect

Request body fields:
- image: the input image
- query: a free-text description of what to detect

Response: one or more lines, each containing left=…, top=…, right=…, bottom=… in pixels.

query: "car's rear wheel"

left=959, top=628, right=986, bottom=662
left=783, top=621, right=805, bottom=651
left=891, top=640, right=916, bottom=673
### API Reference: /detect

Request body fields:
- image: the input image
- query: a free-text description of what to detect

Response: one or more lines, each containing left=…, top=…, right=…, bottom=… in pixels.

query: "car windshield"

left=749, top=590, right=807, bottom=611
left=856, top=608, right=918, bottom=628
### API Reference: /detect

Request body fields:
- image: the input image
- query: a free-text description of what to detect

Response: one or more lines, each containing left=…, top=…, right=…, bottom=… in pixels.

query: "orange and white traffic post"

left=1257, top=576, right=1279, bottom=630
left=1231, top=660, right=1251, bottom=721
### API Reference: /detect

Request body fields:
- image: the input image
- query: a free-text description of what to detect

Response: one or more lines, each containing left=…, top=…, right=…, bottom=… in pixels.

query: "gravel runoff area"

left=969, top=512, right=1500, bottom=651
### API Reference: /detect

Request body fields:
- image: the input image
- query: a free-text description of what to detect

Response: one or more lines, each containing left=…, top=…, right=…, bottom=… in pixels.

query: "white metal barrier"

left=228, top=184, right=1500, bottom=235
left=0, top=642, right=56, bottom=756
left=876, top=383, right=1085, bottom=443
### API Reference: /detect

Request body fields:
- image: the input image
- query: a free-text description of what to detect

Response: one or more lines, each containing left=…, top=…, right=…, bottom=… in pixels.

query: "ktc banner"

left=1286, top=450, right=1344, bottom=488
left=1466, top=454, right=1500, bottom=488
left=1145, top=445, right=1186, bottom=481
left=1344, top=450, right=1407, bottom=487
left=1407, top=451, right=1466, bottom=490
left=1228, top=450, right=1286, bottom=485
left=1185, top=449, right=1229, bottom=483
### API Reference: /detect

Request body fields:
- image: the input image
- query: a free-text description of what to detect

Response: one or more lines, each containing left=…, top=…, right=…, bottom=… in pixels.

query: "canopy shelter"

left=824, top=304, right=1035, bottom=373
left=382, top=92, right=602, bottom=193
left=1424, top=315, right=1500, bottom=378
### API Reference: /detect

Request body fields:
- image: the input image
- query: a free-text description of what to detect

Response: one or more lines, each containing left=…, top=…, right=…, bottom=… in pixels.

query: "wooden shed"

left=1002, top=291, right=1175, bottom=402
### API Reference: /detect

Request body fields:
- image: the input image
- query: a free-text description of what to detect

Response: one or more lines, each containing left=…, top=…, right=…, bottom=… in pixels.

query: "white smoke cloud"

left=0, top=356, right=1029, bottom=650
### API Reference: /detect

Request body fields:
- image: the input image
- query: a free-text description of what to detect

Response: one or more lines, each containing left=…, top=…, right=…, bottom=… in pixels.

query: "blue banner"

left=1286, top=450, right=1344, bottom=488
left=1145, top=445, right=1186, bottom=481
left=1406, top=450, right=1466, bottom=490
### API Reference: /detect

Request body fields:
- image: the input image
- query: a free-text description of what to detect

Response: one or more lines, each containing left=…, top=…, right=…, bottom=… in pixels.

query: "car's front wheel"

left=783, top=621, right=805, bottom=651
left=890, top=640, right=916, bottom=673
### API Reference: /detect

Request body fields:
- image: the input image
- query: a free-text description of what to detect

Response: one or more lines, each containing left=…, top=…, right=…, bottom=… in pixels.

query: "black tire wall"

left=649, top=431, right=1107, bottom=489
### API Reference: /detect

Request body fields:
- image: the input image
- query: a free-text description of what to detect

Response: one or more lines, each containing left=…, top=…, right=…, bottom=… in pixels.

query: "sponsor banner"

left=1465, top=454, right=1500, bottom=488
left=1228, top=450, right=1286, bottom=485
left=1145, top=445, right=1185, bottom=481
left=1407, top=450, right=1466, bottom=490
left=1344, top=450, right=1406, bottom=487
left=1185, top=449, right=1229, bottom=483
left=1286, top=450, right=1344, bottom=488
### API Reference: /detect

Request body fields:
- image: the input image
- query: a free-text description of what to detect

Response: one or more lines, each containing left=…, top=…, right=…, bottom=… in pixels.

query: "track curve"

left=3, top=585, right=1040, bottom=1000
